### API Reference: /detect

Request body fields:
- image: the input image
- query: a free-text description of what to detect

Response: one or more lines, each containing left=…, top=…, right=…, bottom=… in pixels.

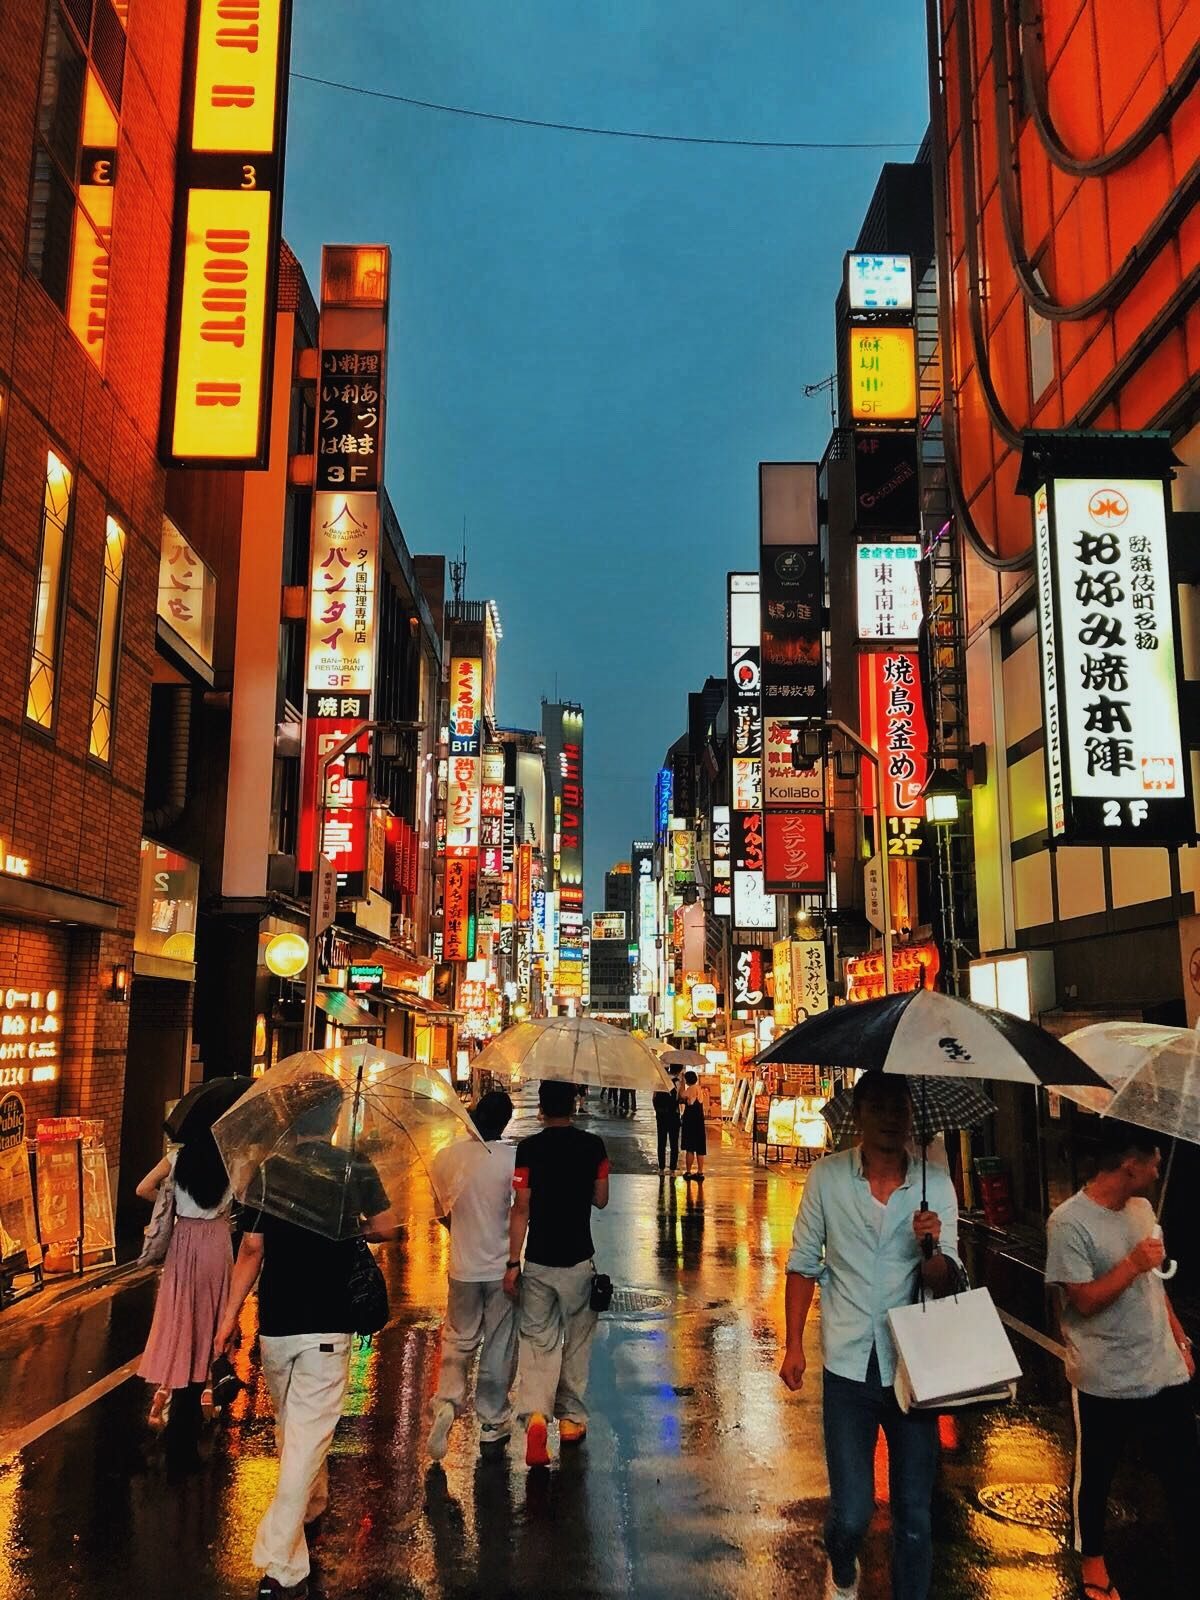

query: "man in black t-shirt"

left=504, top=1078, right=610, bottom=1467
left=214, top=1090, right=397, bottom=1600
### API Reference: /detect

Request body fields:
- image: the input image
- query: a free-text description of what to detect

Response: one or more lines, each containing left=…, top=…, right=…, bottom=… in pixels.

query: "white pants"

left=434, top=1278, right=518, bottom=1435
left=515, top=1259, right=598, bottom=1426
left=254, top=1332, right=352, bottom=1588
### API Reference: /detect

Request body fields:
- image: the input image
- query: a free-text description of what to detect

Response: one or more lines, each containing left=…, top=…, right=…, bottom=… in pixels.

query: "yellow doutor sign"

left=171, top=189, right=271, bottom=460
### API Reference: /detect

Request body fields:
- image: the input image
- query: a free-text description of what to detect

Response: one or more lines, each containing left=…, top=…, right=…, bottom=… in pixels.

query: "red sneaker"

left=525, top=1413, right=550, bottom=1467
left=559, top=1419, right=587, bottom=1445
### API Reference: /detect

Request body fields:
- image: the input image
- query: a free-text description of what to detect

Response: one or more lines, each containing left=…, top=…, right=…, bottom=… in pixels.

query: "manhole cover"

left=977, top=1483, right=1133, bottom=1532
left=607, top=1287, right=674, bottom=1318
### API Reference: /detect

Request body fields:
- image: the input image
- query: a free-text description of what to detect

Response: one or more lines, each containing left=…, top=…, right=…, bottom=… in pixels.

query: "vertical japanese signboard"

left=859, top=649, right=930, bottom=859
left=301, top=246, right=389, bottom=888
left=558, top=708, right=584, bottom=893
left=1026, top=449, right=1191, bottom=845
left=161, top=0, right=293, bottom=467
left=731, top=945, right=768, bottom=1010
left=759, top=468, right=825, bottom=898
left=856, top=542, right=922, bottom=641
left=316, top=351, right=382, bottom=490
left=764, top=812, right=827, bottom=893
left=443, top=848, right=474, bottom=962
left=729, top=572, right=775, bottom=931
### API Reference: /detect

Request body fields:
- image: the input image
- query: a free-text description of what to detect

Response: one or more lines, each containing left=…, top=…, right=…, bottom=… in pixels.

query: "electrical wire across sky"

left=290, top=71, right=924, bottom=152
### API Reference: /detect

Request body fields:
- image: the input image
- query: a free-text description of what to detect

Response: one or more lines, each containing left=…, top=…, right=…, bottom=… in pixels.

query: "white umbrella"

left=471, top=1017, right=673, bottom=1092
left=658, top=1048, right=706, bottom=1069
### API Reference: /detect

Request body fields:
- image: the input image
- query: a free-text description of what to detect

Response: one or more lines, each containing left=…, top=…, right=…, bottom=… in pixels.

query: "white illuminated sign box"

left=1030, top=460, right=1192, bottom=845
left=856, top=542, right=922, bottom=640
left=846, top=253, right=913, bottom=312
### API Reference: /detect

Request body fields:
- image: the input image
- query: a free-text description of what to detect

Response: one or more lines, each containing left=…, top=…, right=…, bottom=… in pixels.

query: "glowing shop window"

left=26, top=451, right=73, bottom=729
left=89, top=515, right=127, bottom=761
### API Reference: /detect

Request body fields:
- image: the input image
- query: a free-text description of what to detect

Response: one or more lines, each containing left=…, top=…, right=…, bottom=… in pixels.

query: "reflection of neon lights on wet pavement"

left=0, top=1102, right=1188, bottom=1598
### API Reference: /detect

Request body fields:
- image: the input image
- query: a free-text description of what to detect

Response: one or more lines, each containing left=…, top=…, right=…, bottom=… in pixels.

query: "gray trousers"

left=515, top=1259, right=598, bottom=1426
left=434, top=1278, right=518, bottom=1435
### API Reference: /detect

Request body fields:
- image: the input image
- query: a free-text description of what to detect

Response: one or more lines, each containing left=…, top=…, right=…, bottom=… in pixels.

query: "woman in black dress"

left=679, top=1070, right=707, bottom=1182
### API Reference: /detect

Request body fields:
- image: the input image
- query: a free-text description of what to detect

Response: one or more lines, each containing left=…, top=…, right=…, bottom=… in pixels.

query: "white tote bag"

left=887, top=1287, right=1021, bottom=1412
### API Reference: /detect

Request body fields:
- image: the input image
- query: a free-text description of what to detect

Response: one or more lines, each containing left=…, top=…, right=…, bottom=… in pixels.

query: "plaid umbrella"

left=821, top=1076, right=995, bottom=1146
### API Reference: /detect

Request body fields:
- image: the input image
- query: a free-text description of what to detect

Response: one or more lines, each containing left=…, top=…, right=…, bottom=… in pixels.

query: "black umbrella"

left=759, top=989, right=1106, bottom=1232
left=165, top=1076, right=253, bottom=1142
left=757, top=990, right=1105, bottom=1088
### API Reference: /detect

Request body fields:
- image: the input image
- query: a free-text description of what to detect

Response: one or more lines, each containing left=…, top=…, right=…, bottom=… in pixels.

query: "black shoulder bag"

left=347, top=1238, right=390, bottom=1336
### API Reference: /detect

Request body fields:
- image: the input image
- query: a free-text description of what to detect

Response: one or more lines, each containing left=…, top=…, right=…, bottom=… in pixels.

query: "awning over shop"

left=315, top=990, right=380, bottom=1029
left=348, top=944, right=432, bottom=986
left=380, top=987, right=463, bottom=1021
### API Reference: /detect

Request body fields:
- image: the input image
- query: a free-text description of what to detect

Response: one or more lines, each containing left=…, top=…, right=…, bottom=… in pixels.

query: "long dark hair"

left=174, top=1124, right=229, bottom=1210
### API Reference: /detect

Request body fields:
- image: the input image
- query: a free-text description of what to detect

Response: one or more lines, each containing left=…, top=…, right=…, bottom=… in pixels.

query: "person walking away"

left=426, top=1091, right=518, bottom=1461
left=136, top=1110, right=233, bottom=1435
left=779, top=1072, right=960, bottom=1600
left=214, top=1082, right=400, bottom=1600
left=680, top=1071, right=707, bottom=1182
left=653, top=1069, right=681, bottom=1175
left=505, top=1078, right=609, bottom=1467
left=1045, top=1120, right=1198, bottom=1600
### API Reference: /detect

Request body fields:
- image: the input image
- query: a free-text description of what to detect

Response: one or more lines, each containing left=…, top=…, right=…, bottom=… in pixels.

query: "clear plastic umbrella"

left=471, top=1017, right=674, bottom=1092
left=1057, top=1022, right=1200, bottom=1279
left=212, top=1045, right=483, bottom=1239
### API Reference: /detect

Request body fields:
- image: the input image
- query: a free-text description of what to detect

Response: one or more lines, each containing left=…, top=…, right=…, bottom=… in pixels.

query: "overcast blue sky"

left=283, top=2, right=929, bottom=906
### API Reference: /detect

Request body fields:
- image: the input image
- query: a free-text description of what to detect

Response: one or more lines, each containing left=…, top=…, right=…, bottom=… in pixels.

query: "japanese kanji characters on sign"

left=306, top=493, right=378, bottom=695
left=759, top=547, right=824, bottom=715
left=1034, top=475, right=1190, bottom=844
left=443, top=848, right=475, bottom=963
left=855, top=542, right=922, bottom=640
left=449, top=658, right=483, bottom=757
left=763, top=717, right=823, bottom=808
left=297, top=708, right=370, bottom=886
left=316, top=350, right=382, bottom=490
left=848, top=327, right=917, bottom=423
left=858, top=649, right=930, bottom=821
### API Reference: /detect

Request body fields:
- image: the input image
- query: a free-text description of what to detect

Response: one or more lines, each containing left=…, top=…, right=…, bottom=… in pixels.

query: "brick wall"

left=0, top=2, right=187, bottom=1165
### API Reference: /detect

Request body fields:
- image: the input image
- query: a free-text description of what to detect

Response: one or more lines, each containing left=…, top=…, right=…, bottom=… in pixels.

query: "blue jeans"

left=822, top=1349, right=940, bottom=1599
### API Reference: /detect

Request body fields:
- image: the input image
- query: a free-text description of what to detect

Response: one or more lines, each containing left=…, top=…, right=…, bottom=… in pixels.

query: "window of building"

left=26, top=450, right=74, bottom=730
left=27, top=2, right=126, bottom=368
left=89, top=513, right=127, bottom=761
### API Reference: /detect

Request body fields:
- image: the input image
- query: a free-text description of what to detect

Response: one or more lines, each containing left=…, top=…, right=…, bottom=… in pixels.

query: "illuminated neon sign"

left=161, top=0, right=293, bottom=466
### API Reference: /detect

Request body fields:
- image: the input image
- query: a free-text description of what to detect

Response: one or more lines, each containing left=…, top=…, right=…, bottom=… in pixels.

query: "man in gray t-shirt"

left=1045, top=1122, right=1196, bottom=1600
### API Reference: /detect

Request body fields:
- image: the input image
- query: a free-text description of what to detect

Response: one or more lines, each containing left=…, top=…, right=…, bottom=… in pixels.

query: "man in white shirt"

left=427, top=1091, right=518, bottom=1460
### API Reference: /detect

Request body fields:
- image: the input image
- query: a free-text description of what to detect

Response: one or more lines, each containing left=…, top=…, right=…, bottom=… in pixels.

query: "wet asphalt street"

left=0, top=1091, right=1193, bottom=1600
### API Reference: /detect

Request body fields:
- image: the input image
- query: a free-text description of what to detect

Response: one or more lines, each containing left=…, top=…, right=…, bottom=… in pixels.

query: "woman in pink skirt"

left=136, top=1113, right=233, bottom=1428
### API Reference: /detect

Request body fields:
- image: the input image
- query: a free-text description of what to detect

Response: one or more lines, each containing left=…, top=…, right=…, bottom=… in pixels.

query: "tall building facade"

left=929, top=1, right=1200, bottom=1217
left=0, top=2, right=190, bottom=1200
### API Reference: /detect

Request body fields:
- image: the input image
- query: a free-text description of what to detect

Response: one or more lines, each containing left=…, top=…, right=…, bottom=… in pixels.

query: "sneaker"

left=256, top=1579, right=308, bottom=1599
left=558, top=1418, right=587, bottom=1445
left=427, top=1400, right=455, bottom=1461
left=824, top=1560, right=859, bottom=1599
left=525, top=1413, right=551, bottom=1468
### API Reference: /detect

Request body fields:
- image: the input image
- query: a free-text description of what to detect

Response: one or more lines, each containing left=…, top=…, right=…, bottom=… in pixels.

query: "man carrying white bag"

left=780, top=1073, right=1019, bottom=1600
